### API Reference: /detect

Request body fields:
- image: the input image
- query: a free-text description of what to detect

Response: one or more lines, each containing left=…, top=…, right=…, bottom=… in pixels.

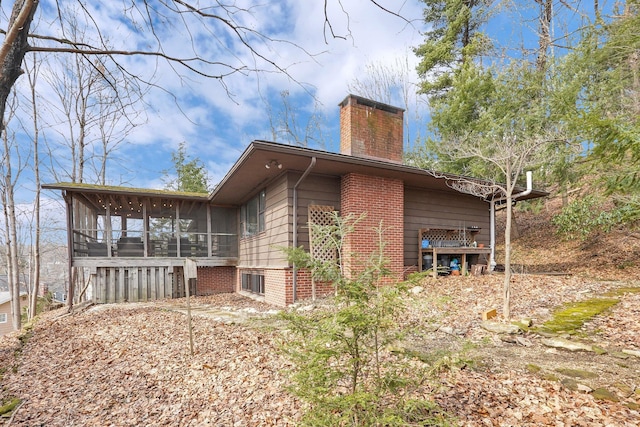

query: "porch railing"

left=73, top=230, right=237, bottom=258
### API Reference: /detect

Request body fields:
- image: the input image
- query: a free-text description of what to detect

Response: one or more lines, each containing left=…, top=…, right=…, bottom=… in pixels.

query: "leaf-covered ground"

left=0, top=296, right=301, bottom=426
left=0, top=205, right=638, bottom=426
left=0, top=275, right=638, bottom=426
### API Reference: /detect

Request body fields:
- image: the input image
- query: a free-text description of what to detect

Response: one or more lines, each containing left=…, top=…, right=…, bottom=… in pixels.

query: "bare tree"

left=25, top=52, right=41, bottom=320
left=0, top=92, right=29, bottom=329
left=1, top=1, right=410, bottom=137
left=534, top=0, right=554, bottom=72
left=42, top=52, right=145, bottom=184
left=264, top=90, right=328, bottom=148
left=92, top=83, right=146, bottom=185
left=40, top=14, right=146, bottom=185
left=434, top=132, right=549, bottom=319
left=348, top=54, right=425, bottom=149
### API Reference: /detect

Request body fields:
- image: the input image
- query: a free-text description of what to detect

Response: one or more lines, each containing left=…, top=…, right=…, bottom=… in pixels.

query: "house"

left=0, top=292, right=28, bottom=336
left=43, top=94, right=547, bottom=306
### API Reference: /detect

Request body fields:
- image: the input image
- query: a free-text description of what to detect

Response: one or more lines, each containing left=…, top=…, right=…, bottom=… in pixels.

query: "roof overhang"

left=210, top=140, right=548, bottom=205
left=41, top=182, right=210, bottom=202
left=42, top=141, right=548, bottom=207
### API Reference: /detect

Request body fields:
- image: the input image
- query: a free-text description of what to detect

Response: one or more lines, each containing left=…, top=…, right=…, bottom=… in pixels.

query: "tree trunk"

left=3, top=170, right=21, bottom=330
left=28, top=53, right=41, bottom=320
left=503, top=192, right=513, bottom=320
left=0, top=0, right=38, bottom=328
left=535, top=0, right=553, bottom=73
left=0, top=1, right=38, bottom=137
left=511, top=210, right=521, bottom=239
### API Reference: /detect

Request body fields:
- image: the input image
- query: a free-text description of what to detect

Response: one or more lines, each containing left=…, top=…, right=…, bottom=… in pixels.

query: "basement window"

left=241, top=190, right=266, bottom=237
left=241, top=272, right=265, bottom=295
left=0, top=313, right=6, bottom=323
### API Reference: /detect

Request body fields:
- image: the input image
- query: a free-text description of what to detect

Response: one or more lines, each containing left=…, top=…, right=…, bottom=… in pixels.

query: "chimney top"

left=339, top=94, right=404, bottom=163
left=339, top=94, right=404, bottom=115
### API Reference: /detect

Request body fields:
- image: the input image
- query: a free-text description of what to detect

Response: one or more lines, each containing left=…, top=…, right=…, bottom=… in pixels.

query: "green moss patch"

left=592, top=387, right=619, bottom=402
left=526, top=363, right=541, bottom=373
left=0, top=398, right=21, bottom=416
left=537, top=298, right=619, bottom=334
left=555, top=368, right=598, bottom=379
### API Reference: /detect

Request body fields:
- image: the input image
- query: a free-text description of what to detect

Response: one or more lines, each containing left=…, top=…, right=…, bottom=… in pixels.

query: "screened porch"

left=64, top=187, right=238, bottom=262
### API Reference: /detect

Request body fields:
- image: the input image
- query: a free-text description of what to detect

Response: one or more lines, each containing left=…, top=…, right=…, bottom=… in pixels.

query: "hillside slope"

left=495, top=197, right=640, bottom=281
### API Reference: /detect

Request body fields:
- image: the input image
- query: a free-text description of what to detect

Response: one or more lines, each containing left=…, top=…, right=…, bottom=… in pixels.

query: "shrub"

left=552, top=196, right=640, bottom=240
left=280, top=213, right=451, bottom=426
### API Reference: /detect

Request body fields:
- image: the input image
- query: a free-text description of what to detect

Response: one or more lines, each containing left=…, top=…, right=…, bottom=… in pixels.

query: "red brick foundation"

left=287, top=269, right=334, bottom=304
left=237, top=267, right=334, bottom=307
left=196, top=266, right=236, bottom=295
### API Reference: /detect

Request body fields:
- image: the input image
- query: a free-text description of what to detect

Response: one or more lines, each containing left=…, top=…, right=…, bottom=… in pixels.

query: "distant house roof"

left=0, top=291, right=27, bottom=305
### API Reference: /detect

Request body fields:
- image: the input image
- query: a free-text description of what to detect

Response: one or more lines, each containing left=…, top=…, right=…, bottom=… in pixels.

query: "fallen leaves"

left=0, top=279, right=638, bottom=426
left=0, top=303, right=300, bottom=426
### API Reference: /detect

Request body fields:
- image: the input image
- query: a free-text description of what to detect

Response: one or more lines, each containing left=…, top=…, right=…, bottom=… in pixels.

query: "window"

left=0, top=313, right=6, bottom=323
left=241, top=190, right=266, bottom=237
left=241, top=272, right=265, bottom=295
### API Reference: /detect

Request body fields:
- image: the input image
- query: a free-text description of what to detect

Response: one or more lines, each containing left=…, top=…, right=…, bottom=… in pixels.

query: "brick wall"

left=196, top=266, right=236, bottom=295
left=339, top=95, right=404, bottom=163
left=236, top=267, right=334, bottom=307
left=341, top=173, right=404, bottom=282
left=264, top=269, right=288, bottom=306
left=288, top=269, right=334, bottom=303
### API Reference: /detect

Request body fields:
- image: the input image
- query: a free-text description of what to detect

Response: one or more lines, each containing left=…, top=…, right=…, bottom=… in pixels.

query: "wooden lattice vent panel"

left=308, top=205, right=337, bottom=262
left=420, top=228, right=473, bottom=247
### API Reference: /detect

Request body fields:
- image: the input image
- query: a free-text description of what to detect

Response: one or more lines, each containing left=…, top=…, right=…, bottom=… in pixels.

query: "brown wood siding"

left=239, top=174, right=290, bottom=267
left=93, top=266, right=174, bottom=303
left=404, top=186, right=491, bottom=267
left=292, top=174, right=341, bottom=251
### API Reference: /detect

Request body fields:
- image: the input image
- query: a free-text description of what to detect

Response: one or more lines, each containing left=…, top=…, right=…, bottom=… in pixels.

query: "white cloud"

left=7, top=0, right=427, bottom=198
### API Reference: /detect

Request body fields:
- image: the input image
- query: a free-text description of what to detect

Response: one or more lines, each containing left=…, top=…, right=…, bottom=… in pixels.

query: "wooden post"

left=184, top=259, right=198, bottom=356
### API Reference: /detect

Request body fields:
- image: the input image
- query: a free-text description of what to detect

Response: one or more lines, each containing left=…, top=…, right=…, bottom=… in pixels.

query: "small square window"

left=241, top=272, right=265, bottom=295
left=0, top=313, right=7, bottom=323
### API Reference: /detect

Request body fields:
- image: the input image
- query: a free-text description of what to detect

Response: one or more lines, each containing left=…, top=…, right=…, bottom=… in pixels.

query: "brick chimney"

left=338, top=94, right=405, bottom=282
left=339, top=94, right=404, bottom=163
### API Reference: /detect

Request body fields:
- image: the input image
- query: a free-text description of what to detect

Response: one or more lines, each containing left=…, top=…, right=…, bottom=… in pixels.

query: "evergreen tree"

left=580, top=3, right=639, bottom=194
left=414, top=0, right=493, bottom=98
left=164, top=142, right=210, bottom=193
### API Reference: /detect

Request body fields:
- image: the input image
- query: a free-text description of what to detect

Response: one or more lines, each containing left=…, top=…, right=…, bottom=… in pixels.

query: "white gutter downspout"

left=490, top=171, right=532, bottom=270
left=292, top=157, right=317, bottom=302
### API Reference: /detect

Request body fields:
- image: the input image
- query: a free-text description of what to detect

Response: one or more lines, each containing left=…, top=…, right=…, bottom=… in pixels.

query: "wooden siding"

left=404, top=186, right=491, bottom=267
left=0, top=301, right=14, bottom=336
left=239, top=174, right=290, bottom=267
left=93, top=266, right=174, bottom=303
left=0, top=295, right=29, bottom=336
left=239, top=173, right=341, bottom=268
left=292, top=173, right=341, bottom=251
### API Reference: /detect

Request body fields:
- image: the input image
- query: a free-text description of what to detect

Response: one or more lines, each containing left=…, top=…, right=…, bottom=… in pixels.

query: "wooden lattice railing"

left=419, top=227, right=478, bottom=248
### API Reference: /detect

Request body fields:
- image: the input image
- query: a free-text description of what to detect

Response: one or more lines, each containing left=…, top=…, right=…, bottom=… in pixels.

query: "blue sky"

left=24, top=0, right=428, bottom=193
left=3, top=0, right=611, bottom=241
